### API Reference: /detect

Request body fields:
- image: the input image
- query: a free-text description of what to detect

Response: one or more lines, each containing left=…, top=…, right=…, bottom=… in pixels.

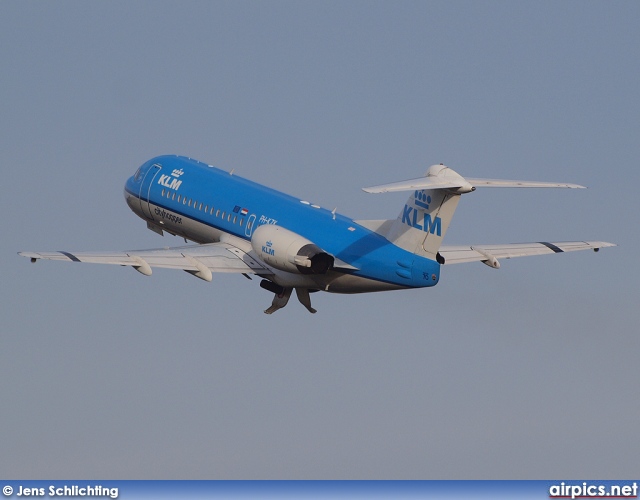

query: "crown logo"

left=171, top=168, right=184, bottom=178
left=414, top=190, right=431, bottom=210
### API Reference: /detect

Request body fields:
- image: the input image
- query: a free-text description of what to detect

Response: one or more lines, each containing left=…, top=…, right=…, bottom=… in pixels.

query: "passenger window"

left=216, top=210, right=220, bottom=217
left=221, top=212, right=226, bottom=219
left=233, top=216, right=237, bottom=224
left=188, top=199, right=192, bottom=207
left=240, top=219, right=244, bottom=227
left=161, top=189, right=165, bottom=196
left=210, top=206, right=214, bottom=215
left=227, top=214, right=231, bottom=222
left=172, top=192, right=176, bottom=200
left=204, top=205, right=208, bottom=212
left=199, top=202, right=203, bottom=210
left=177, top=195, right=182, bottom=203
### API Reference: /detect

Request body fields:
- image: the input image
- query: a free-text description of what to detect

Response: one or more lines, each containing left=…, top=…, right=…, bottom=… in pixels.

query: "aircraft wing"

left=18, top=242, right=272, bottom=281
left=439, top=241, right=615, bottom=267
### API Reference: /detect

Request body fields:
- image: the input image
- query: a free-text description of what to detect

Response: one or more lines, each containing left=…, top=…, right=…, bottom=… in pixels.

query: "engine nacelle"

left=251, top=225, right=334, bottom=275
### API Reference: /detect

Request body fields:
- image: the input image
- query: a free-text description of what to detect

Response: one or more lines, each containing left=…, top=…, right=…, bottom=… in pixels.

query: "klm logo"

left=158, top=175, right=182, bottom=190
left=157, top=168, right=184, bottom=190
left=262, top=240, right=275, bottom=256
left=402, top=205, right=442, bottom=235
left=157, top=169, right=184, bottom=190
left=402, top=190, right=442, bottom=236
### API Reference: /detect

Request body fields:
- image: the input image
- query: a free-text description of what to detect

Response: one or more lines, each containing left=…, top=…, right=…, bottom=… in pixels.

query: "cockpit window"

left=133, top=161, right=157, bottom=182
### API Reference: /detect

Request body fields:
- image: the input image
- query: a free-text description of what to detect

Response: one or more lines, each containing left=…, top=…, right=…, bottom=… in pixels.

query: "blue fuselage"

left=124, top=155, right=440, bottom=293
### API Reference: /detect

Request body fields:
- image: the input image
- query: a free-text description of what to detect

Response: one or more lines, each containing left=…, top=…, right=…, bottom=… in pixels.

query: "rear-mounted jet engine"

left=250, top=224, right=334, bottom=275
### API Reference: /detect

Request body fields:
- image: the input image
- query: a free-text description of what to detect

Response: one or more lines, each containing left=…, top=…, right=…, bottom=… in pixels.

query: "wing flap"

left=439, top=241, right=616, bottom=265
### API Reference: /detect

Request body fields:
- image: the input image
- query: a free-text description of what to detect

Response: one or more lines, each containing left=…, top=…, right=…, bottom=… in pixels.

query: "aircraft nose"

left=124, top=175, right=136, bottom=193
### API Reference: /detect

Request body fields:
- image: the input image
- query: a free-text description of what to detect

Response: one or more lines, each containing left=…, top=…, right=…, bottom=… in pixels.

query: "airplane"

left=19, top=155, right=615, bottom=314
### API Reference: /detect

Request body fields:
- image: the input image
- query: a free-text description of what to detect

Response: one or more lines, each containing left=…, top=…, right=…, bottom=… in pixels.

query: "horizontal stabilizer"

left=465, top=178, right=585, bottom=189
left=363, top=177, right=473, bottom=193
left=363, top=165, right=586, bottom=193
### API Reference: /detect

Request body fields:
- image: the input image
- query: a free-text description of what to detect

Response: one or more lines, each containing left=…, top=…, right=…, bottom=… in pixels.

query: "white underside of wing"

left=19, top=242, right=271, bottom=275
left=439, top=241, right=616, bottom=265
left=363, top=177, right=585, bottom=193
left=464, top=178, right=585, bottom=189
left=363, top=177, right=470, bottom=193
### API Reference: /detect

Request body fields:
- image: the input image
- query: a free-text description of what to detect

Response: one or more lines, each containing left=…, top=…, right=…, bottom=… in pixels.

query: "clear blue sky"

left=1, top=1, right=638, bottom=478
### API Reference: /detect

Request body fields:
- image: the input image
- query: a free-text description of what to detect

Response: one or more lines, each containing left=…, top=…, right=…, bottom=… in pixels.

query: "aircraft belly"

left=261, top=268, right=408, bottom=293
left=322, top=273, right=408, bottom=293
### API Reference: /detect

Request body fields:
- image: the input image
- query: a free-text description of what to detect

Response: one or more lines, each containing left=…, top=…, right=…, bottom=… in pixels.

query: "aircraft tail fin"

left=362, top=165, right=465, bottom=260
left=362, top=164, right=585, bottom=261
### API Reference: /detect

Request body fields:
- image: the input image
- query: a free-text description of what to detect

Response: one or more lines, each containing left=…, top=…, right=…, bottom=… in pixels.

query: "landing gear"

left=295, top=288, right=317, bottom=314
left=260, top=280, right=317, bottom=314
left=264, top=287, right=292, bottom=314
